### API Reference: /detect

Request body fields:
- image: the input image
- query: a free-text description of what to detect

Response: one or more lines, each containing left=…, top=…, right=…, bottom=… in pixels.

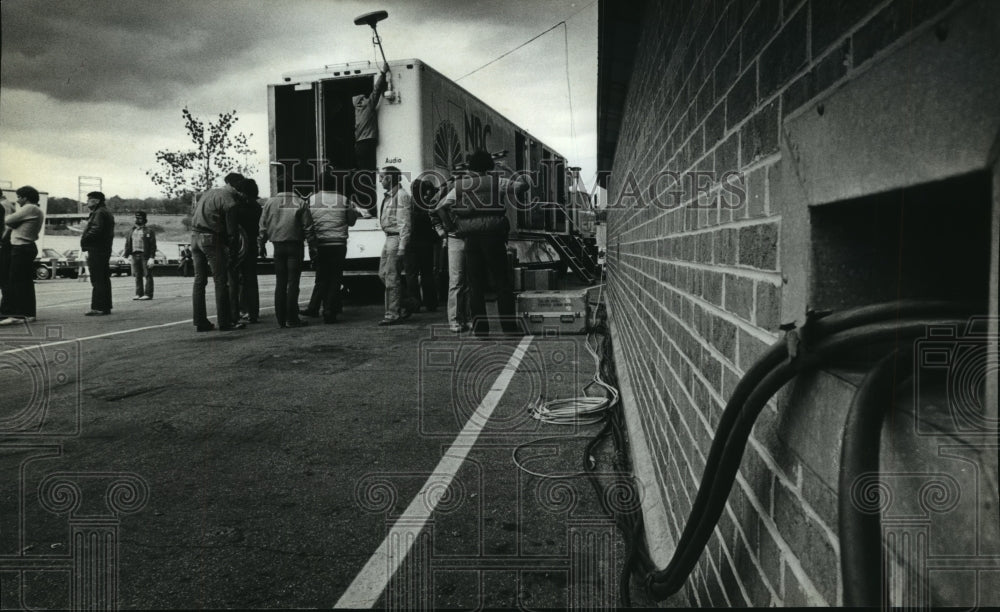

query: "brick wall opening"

left=809, top=171, right=992, bottom=312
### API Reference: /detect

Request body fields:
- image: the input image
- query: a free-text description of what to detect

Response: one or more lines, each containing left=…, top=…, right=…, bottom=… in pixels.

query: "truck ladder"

left=545, top=232, right=598, bottom=285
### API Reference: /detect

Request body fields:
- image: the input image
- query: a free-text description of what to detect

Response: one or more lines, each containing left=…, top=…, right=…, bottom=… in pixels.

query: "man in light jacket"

left=0, top=186, right=45, bottom=325
left=123, top=211, right=157, bottom=301
left=376, top=165, right=411, bottom=326
left=302, top=168, right=358, bottom=324
left=260, top=170, right=313, bottom=329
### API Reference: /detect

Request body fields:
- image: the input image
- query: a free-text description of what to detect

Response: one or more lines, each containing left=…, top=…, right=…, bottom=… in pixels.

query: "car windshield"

left=41, top=248, right=61, bottom=258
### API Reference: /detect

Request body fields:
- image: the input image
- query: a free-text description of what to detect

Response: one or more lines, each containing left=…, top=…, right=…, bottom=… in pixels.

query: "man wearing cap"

left=80, top=191, right=115, bottom=316
left=124, top=211, right=157, bottom=301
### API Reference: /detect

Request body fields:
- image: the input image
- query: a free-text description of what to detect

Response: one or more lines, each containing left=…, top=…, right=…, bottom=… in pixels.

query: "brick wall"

left=604, top=0, right=962, bottom=605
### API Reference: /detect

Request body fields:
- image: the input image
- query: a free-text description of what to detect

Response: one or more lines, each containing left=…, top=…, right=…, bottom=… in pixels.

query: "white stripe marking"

left=0, top=318, right=199, bottom=356
left=334, top=335, right=534, bottom=609
left=0, top=301, right=296, bottom=357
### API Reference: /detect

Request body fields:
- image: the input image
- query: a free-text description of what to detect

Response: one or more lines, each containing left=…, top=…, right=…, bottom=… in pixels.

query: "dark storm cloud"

left=1, top=0, right=587, bottom=108
left=1, top=1, right=277, bottom=107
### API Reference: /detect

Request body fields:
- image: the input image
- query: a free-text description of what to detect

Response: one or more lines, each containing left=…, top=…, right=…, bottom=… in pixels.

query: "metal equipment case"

left=516, top=289, right=589, bottom=335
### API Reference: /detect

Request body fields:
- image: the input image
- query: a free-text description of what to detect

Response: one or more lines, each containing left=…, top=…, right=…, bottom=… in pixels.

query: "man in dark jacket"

left=80, top=191, right=115, bottom=316
left=435, top=150, right=530, bottom=336
left=404, top=178, right=441, bottom=314
left=124, top=211, right=157, bottom=300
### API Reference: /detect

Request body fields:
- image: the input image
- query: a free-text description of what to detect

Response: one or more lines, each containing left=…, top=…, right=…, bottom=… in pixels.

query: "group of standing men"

left=379, top=150, right=530, bottom=336
left=0, top=186, right=162, bottom=326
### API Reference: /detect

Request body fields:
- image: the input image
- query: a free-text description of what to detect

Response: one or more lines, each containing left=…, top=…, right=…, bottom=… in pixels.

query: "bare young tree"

left=146, top=107, right=256, bottom=199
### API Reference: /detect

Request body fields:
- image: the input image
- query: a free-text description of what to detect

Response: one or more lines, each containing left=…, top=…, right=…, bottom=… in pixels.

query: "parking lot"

left=0, top=273, right=635, bottom=608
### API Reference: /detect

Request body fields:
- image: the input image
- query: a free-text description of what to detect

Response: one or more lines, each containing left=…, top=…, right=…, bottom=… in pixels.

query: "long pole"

left=371, top=26, right=389, bottom=67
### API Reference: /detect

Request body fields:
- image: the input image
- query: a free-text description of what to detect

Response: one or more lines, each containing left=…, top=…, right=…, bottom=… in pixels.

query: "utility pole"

left=78, top=176, right=102, bottom=212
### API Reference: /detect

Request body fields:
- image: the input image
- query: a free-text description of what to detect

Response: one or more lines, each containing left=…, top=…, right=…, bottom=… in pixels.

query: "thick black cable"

left=645, top=315, right=971, bottom=599
left=637, top=300, right=974, bottom=587
left=839, top=349, right=904, bottom=607
left=656, top=317, right=969, bottom=594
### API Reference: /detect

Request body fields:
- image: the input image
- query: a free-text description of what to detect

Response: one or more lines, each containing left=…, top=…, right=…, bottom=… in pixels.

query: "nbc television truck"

left=267, top=58, right=596, bottom=278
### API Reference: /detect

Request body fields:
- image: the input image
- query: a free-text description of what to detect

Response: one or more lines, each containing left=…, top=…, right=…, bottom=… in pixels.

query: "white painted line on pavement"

left=0, top=304, right=289, bottom=357
left=0, top=318, right=197, bottom=357
left=334, top=335, right=534, bottom=609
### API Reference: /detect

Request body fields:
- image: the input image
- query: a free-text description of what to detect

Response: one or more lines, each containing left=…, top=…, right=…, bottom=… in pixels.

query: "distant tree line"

left=46, top=193, right=195, bottom=215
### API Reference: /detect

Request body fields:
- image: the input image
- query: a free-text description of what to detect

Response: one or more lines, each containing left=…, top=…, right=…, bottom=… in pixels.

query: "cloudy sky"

left=0, top=0, right=597, bottom=200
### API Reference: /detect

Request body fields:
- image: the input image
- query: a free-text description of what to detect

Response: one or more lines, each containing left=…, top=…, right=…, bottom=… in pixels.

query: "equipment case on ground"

left=516, top=289, right=589, bottom=335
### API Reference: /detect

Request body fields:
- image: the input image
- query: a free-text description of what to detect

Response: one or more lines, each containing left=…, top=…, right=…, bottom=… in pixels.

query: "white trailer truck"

left=267, top=58, right=580, bottom=274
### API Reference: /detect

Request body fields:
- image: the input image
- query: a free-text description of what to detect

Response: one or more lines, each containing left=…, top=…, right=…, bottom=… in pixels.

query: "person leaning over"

left=376, top=165, right=411, bottom=326
left=435, top=150, right=531, bottom=336
left=80, top=190, right=115, bottom=316
left=190, top=178, right=244, bottom=332
left=124, top=210, right=157, bottom=301
left=259, top=169, right=313, bottom=329
left=231, top=178, right=262, bottom=324
left=0, top=186, right=44, bottom=326
left=302, top=167, right=358, bottom=324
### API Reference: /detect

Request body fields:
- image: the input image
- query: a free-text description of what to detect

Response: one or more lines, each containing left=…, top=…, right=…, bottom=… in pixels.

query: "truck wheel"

left=34, top=265, right=52, bottom=281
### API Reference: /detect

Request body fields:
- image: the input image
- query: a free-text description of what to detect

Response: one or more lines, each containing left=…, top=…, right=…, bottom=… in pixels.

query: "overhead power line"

left=455, top=21, right=566, bottom=82
left=455, top=0, right=596, bottom=82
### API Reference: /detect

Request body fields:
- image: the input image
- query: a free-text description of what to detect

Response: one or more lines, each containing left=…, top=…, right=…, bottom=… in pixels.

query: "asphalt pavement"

left=0, top=273, right=641, bottom=609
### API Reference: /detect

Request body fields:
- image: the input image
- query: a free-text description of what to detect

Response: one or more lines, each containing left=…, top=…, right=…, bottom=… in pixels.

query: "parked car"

left=110, top=250, right=131, bottom=276
left=34, top=248, right=81, bottom=280
left=149, top=250, right=169, bottom=268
